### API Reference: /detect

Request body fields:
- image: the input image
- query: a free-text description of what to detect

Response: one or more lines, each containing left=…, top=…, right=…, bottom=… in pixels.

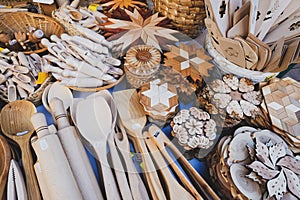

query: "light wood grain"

left=144, top=131, right=195, bottom=200
left=148, top=124, right=220, bottom=200
left=113, top=89, right=166, bottom=200
left=0, top=135, right=11, bottom=199
left=0, top=100, right=41, bottom=200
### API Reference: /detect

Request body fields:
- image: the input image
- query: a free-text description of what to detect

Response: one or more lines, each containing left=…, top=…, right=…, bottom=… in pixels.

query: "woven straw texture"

left=153, top=0, right=206, bottom=38
left=0, top=0, right=30, bottom=7
left=0, top=12, right=64, bottom=54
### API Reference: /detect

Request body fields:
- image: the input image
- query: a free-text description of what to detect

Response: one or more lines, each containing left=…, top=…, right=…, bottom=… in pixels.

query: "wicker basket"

left=152, top=0, right=206, bottom=38
left=0, top=12, right=64, bottom=54
left=0, top=0, right=30, bottom=7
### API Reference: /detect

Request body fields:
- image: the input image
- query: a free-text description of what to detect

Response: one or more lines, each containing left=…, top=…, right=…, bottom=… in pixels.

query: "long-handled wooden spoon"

left=148, top=125, right=220, bottom=200
left=0, top=135, right=11, bottom=199
left=144, top=130, right=195, bottom=200
left=87, top=90, right=133, bottom=200
left=115, top=120, right=150, bottom=200
left=113, top=89, right=166, bottom=200
left=0, top=100, right=41, bottom=200
left=76, top=96, right=121, bottom=200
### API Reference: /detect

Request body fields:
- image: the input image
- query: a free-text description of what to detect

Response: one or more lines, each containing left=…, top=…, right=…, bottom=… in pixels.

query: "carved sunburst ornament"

left=103, top=9, right=179, bottom=52
left=101, top=0, right=146, bottom=12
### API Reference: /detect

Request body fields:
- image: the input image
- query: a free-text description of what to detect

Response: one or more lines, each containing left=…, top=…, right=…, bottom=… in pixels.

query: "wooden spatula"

left=148, top=124, right=220, bottom=200
left=113, top=89, right=166, bottom=200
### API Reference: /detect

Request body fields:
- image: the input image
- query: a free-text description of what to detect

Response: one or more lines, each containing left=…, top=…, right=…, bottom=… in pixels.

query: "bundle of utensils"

left=0, top=27, right=45, bottom=52
left=41, top=33, right=123, bottom=88
left=52, top=4, right=107, bottom=35
left=0, top=51, right=45, bottom=102
left=204, top=0, right=300, bottom=73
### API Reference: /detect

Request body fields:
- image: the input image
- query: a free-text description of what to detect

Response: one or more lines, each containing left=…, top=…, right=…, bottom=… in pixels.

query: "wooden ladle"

left=113, top=89, right=166, bottom=200
left=0, top=100, right=41, bottom=200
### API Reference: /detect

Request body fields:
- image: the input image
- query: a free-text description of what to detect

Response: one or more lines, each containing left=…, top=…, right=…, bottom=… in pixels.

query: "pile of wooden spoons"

left=208, top=126, right=300, bottom=200
left=52, top=5, right=107, bottom=34
left=41, top=33, right=123, bottom=89
left=0, top=51, right=47, bottom=102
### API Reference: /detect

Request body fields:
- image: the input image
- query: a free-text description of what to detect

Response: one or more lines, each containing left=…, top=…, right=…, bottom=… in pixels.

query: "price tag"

left=88, top=4, right=100, bottom=11
left=36, top=72, right=49, bottom=84
left=0, top=47, right=4, bottom=52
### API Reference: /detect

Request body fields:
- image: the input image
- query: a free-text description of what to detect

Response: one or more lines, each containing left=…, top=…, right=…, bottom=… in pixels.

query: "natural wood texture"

left=0, top=100, right=41, bottom=200
left=262, top=78, right=300, bottom=151
left=113, top=89, right=166, bottom=200
left=144, top=131, right=195, bottom=200
left=76, top=96, right=121, bottom=200
left=89, top=90, right=133, bottom=200
left=148, top=124, right=220, bottom=200
left=0, top=12, right=64, bottom=54
left=104, top=9, right=179, bottom=52
left=0, top=135, right=11, bottom=199
left=164, top=42, right=214, bottom=78
left=30, top=113, right=83, bottom=200
left=49, top=97, right=104, bottom=200
left=139, top=79, right=178, bottom=124
left=115, top=120, right=150, bottom=200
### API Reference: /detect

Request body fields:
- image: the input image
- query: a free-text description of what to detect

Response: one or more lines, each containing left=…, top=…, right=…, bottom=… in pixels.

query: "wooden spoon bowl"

left=0, top=100, right=41, bottom=199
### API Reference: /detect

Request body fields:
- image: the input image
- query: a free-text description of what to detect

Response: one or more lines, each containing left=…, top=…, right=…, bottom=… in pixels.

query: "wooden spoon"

left=0, top=135, right=11, bottom=199
left=144, top=131, right=195, bottom=200
left=113, top=89, right=166, bottom=200
left=115, top=120, right=150, bottom=200
left=76, top=96, right=121, bottom=200
left=87, top=90, right=133, bottom=199
left=0, top=100, right=41, bottom=200
left=148, top=124, right=220, bottom=200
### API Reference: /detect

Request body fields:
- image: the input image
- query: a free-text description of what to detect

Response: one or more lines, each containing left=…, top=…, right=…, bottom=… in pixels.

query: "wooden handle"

left=93, top=142, right=121, bottom=200
left=49, top=97, right=70, bottom=130
left=22, top=139, right=41, bottom=200
left=148, top=125, right=220, bottom=200
left=0, top=136, right=11, bottom=199
left=144, top=134, right=195, bottom=200
left=108, top=133, right=133, bottom=200
left=147, top=126, right=203, bottom=200
left=115, top=122, right=149, bottom=200
left=128, top=131, right=166, bottom=200
left=31, top=113, right=51, bottom=138
left=34, top=162, right=51, bottom=200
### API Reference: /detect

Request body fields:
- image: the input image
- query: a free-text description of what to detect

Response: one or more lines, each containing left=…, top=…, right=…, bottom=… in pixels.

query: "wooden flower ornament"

left=200, top=74, right=262, bottom=126
left=171, top=107, right=217, bottom=150
left=208, top=126, right=300, bottom=200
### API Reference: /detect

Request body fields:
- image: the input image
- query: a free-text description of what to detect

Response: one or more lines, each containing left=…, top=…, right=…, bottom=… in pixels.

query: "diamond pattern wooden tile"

left=262, top=78, right=300, bottom=137
left=164, top=42, right=214, bottom=79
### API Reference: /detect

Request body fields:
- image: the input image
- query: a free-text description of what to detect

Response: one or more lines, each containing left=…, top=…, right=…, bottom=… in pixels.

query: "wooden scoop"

left=113, top=89, right=166, bottom=200
left=0, top=135, right=11, bottom=199
left=0, top=100, right=41, bottom=200
left=76, top=96, right=121, bottom=200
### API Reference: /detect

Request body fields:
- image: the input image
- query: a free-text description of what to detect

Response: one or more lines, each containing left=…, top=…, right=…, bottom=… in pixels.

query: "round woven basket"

left=0, top=12, right=64, bottom=54
left=204, top=35, right=278, bottom=83
left=152, top=0, right=206, bottom=38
